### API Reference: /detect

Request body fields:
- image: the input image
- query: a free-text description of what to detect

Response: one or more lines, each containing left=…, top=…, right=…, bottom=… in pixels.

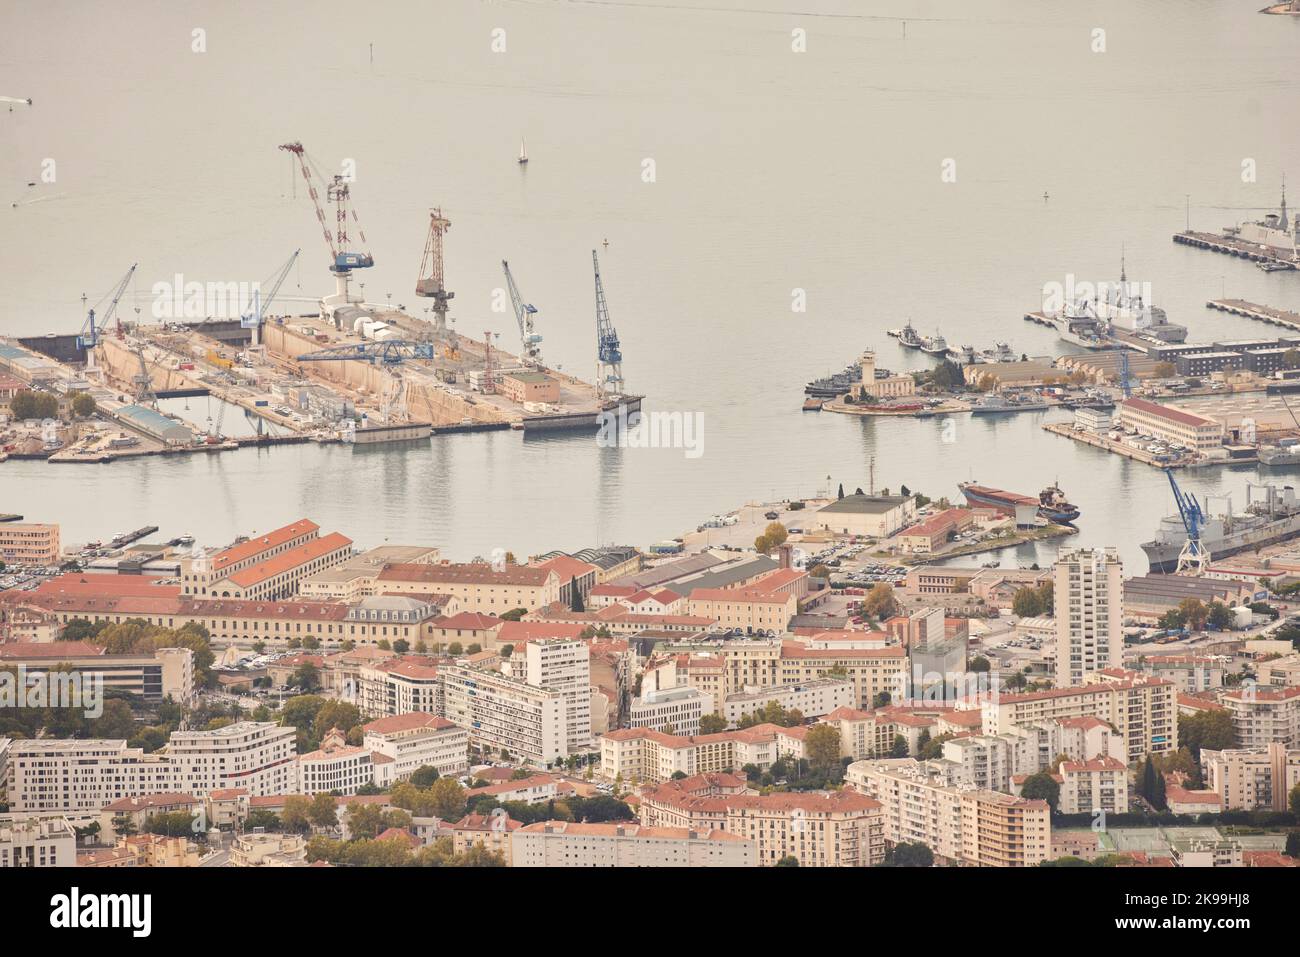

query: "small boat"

left=518, top=138, right=528, bottom=165
left=1258, top=260, right=1296, bottom=272
left=1038, top=483, right=1080, bottom=525
left=920, top=332, right=949, bottom=356
left=803, top=397, right=824, bottom=412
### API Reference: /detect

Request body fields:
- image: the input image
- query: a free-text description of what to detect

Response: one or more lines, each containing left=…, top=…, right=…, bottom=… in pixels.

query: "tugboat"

left=1037, top=484, right=1080, bottom=524
left=920, top=332, right=949, bottom=356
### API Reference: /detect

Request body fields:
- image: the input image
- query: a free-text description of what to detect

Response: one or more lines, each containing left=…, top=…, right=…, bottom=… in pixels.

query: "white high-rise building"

left=1054, top=547, right=1123, bottom=688
left=525, top=638, right=592, bottom=751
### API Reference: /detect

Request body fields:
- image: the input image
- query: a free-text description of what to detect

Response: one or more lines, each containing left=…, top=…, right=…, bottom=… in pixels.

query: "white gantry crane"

left=502, top=260, right=543, bottom=367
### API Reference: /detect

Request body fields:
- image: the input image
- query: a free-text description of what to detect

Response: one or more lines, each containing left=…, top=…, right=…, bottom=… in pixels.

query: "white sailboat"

left=518, top=138, right=528, bottom=165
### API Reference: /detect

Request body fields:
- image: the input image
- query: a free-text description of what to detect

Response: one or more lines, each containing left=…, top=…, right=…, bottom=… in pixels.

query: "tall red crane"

left=278, top=142, right=373, bottom=316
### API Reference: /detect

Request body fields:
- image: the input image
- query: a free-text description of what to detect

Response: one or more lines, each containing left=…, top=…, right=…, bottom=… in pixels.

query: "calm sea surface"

left=3, top=0, right=1300, bottom=569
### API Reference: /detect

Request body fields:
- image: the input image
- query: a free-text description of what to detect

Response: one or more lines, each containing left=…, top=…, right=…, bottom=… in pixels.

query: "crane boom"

left=593, top=250, right=624, bottom=397
left=416, top=208, right=455, bottom=338
left=79, top=263, right=137, bottom=373
left=297, top=339, right=435, bottom=365
left=1164, top=467, right=1208, bottom=574
left=240, top=249, right=301, bottom=346
left=502, top=260, right=543, bottom=366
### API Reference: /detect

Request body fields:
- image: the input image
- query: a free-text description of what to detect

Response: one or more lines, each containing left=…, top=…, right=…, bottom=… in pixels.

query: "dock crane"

left=78, top=263, right=137, bottom=375
left=502, top=260, right=543, bottom=367
left=1114, top=348, right=1133, bottom=399
left=239, top=249, right=300, bottom=348
left=416, top=208, right=454, bottom=339
left=592, top=250, right=624, bottom=397
left=278, top=142, right=373, bottom=319
left=1164, top=467, right=1209, bottom=574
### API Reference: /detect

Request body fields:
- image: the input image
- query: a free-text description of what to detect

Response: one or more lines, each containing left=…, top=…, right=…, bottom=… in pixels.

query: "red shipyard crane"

left=278, top=141, right=373, bottom=323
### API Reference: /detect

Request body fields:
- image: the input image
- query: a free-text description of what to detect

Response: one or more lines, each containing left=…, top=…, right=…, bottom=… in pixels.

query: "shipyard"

left=0, top=144, right=641, bottom=465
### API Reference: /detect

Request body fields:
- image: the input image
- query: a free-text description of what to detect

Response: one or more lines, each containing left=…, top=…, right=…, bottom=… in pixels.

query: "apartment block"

left=0, top=522, right=60, bottom=566
left=981, top=675, right=1177, bottom=761
left=0, top=814, right=76, bottom=867
left=1058, top=757, right=1129, bottom=815
left=441, top=663, right=568, bottom=766
left=511, top=821, right=755, bottom=867
left=629, top=685, right=713, bottom=735
left=1202, top=743, right=1300, bottom=811
left=721, top=678, right=855, bottom=727
left=847, top=758, right=1051, bottom=866
left=524, top=638, right=592, bottom=750
left=1222, top=685, right=1300, bottom=748
left=362, top=712, right=469, bottom=780
left=0, top=642, right=194, bottom=704
left=1054, top=547, right=1124, bottom=688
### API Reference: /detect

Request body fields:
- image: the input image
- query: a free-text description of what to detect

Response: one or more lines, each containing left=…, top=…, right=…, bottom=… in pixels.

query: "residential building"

left=511, top=821, right=755, bottom=867
left=720, top=678, right=855, bottom=727
left=1058, top=757, right=1129, bottom=815
left=1222, top=684, right=1300, bottom=748
left=524, top=638, right=592, bottom=750
left=298, top=728, right=393, bottom=796
left=441, top=664, right=568, bottom=766
left=1054, top=546, right=1124, bottom=687
left=362, top=712, right=469, bottom=780
left=629, top=685, right=713, bottom=735
left=0, top=643, right=194, bottom=704
left=981, top=675, right=1177, bottom=761
left=0, top=814, right=76, bottom=867
left=847, top=758, right=1052, bottom=867
left=1203, top=743, right=1300, bottom=811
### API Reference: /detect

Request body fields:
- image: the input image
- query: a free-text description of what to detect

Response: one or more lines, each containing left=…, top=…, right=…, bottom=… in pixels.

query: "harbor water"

left=3, top=0, right=1300, bottom=570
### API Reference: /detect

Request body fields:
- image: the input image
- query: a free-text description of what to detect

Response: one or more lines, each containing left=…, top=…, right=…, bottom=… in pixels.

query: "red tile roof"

left=225, top=532, right=352, bottom=588
left=212, top=519, right=318, bottom=572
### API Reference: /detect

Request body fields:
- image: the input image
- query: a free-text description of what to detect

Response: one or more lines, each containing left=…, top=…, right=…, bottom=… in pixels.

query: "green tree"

left=754, top=521, right=789, bottom=554
left=10, top=390, right=58, bottom=420
left=805, top=724, right=842, bottom=773
left=1206, top=601, right=1233, bottom=630
left=776, top=855, right=800, bottom=867
left=281, top=795, right=313, bottom=833
left=1289, top=782, right=1300, bottom=817
left=410, top=765, right=440, bottom=789
left=1020, top=772, right=1060, bottom=811
left=889, top=734, right=909, bottom=758
left=1286, top=831, right=1300, bottom=859
left=863, top=583, right=899, bottom=620
left=1179, top=710, right=1236, bottom=756
left=392, top=639, right=410, bottom=654
left=699, top=713, right=728, bottom=734
left=570, top=577, right=585, bottom=612
left=968, top=656, right=991, bottom=673
left=427, top=778, right=467, bottom=821
left=308, top=792, right=338, bottom=829
left=70, top=391, right=97, bottom=417
left=884, top=842, right=934, bottom=867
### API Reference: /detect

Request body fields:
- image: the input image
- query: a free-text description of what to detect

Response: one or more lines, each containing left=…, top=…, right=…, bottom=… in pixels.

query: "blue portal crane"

left=78, top=263, right=137, bottom=373
left=239, top=249, right=300, bottom=347
left=296, top=339, right=435, bottom=366
left=592, top=249, right=624, bottom=396
left=1116, top=348, right=1133, bottom=399
left=1163, top=467, right=1208, bottom=574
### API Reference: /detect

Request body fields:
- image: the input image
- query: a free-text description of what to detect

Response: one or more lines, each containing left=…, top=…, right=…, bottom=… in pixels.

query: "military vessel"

left=1221, top=181, right=1298, bottom=261
left=1141, top=482, right=1300, bottom=572
left=889, top=322, right=924, bottom=349
left=1259, top=441, right=1300, bottom=467
left=969, top=393, right=1049, bottom=415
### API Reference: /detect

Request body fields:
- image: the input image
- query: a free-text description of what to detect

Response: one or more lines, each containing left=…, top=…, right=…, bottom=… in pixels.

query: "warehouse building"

left=114, top=404, right=193, bottom=446
left=814, top=493, right=917, bottom=538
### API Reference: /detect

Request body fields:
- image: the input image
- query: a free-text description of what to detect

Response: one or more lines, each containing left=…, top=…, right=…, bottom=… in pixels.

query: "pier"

left=1172, top=230, right=1297, bottom=266
left=1205, top=299, right=1300, bottom=333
